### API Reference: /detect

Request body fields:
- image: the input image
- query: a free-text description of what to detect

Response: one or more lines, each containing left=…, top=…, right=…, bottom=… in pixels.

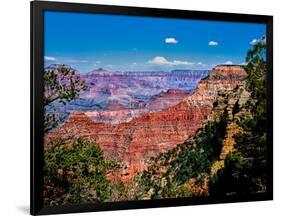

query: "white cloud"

left=197, top=62, right=208, bottom=67
left=44, top=56, right=56, bottom=61
left=148, top=56, right=193, bottom=66
left=95, top=61, right=101, bottom=64
left=250, top=39, right=259, bottom=45
left=165, top=38, right=178, bottom=44
left=208, top=41, right=219, bottom=46
left=223, top=61, right=233, bottom=65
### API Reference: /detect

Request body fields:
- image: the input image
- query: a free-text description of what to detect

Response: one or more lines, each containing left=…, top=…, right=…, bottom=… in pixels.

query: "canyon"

left=85, top=89, right=190, bottom=124
left=45, top=66, right=209, bottom=124
left=45, top=65, right=248, bottom=182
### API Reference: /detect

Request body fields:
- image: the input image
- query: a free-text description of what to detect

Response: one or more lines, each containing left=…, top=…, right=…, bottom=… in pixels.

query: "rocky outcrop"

left=219, top=87, right=252, bottom=159
left=145, top=89, right=189, bottom=111
left=209, top=65, right=247, bottom=79
left=45, top=65, right=248, bottom=182
left=210, top=82, right=252, bottom=175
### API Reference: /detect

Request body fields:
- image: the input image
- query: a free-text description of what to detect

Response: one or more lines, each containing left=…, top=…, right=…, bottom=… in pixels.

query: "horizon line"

left=44, top=63, right=245, bottom=73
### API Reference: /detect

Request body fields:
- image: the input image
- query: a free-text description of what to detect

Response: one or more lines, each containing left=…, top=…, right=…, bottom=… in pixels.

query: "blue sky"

left=44, top=11, right=266, bottom=73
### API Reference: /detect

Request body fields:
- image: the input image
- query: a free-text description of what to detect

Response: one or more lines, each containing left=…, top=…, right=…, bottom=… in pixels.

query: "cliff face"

left=129, top=77, right=253, bottom=200
left=45, top=65, right=247, bottom=182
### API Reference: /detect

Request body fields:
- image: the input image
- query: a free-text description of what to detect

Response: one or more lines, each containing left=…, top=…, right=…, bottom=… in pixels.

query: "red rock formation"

left=145, top=89, right=189, bottom=111
left=210, top=65, right=247, bottom=79
left=105, top=102, right=126, bottom=111
left=45, top=65, right=247, bottom=182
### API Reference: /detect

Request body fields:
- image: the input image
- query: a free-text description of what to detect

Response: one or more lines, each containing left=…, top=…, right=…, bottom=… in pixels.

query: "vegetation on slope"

left=43, top=137, right=120, bottom=206
left=129, top=110, right=228, bottom=199
left=209, top=35, right=267, bottom=196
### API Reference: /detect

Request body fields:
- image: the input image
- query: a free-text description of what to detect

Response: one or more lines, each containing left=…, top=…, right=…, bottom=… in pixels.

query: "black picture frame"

left=31, top=1, right=273, bottom=215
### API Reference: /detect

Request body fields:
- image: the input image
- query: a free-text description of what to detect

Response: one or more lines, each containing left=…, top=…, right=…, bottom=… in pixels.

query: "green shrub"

left=44, top=137, right=120, bottom=206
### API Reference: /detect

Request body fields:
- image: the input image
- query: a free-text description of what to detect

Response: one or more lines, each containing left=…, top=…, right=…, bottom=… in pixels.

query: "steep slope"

left=45, top=65, right=247, bottom=182
left=129, top=80, right=253, bottom=200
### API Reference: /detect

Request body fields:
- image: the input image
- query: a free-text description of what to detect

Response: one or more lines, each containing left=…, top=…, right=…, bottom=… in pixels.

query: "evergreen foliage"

left=44, top=65, right=87, bottom=132
left=44, top=137, right=120, bottom=206
left=210, top=35, right=267, bottom=196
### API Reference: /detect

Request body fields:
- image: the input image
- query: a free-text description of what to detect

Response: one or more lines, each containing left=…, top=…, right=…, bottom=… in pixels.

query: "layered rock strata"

left=45, top=65, right=248, bottom=182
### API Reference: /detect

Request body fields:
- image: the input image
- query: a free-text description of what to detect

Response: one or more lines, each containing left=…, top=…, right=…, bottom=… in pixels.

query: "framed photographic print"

left=31, top=1, right=273, bottom=215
